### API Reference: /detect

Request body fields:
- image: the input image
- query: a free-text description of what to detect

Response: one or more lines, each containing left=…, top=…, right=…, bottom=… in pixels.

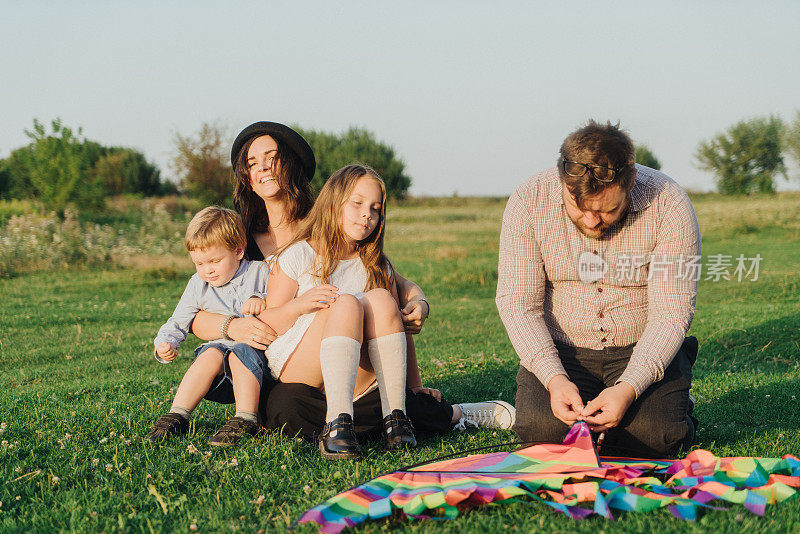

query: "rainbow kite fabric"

left=296, top=422, right=800, bottom=532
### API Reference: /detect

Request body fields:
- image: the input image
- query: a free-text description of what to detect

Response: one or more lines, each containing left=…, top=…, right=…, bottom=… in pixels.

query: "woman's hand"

left=411, top=386, right=442, bottom=402
left=401, top=299, right=429, bottom=334
left=291, top=285, right=339, bottom=315
left=227, top=316, right=277, bottom=350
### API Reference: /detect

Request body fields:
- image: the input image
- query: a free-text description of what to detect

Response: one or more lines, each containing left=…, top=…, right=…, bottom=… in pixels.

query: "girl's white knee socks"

left=320, top=336, right=362, bottom=422
left=366, top=332, right=407, bottom=418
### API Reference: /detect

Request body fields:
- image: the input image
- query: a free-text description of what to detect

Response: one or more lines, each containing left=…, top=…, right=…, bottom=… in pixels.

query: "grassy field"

left=1, top=194, right=799, bottom=533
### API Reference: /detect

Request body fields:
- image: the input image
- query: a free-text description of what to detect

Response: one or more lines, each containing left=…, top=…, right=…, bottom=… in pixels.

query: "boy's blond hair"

left=185, top=206, right=246, bottom=252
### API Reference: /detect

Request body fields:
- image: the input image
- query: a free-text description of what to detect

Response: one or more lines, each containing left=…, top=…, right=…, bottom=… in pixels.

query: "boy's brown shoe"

left=145, top=413, right=189, bottom=443
left=208, top=416, right=259, bottom=447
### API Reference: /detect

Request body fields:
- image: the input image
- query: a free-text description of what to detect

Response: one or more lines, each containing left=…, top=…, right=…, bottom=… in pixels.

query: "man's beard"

left=570, top=218, right=612, bottom=239
left=569, top=194, right=631, bottom=240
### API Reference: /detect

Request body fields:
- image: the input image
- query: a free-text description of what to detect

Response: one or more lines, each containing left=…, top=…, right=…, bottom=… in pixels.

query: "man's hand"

left=401, top=300, right=428, bottom=335
left=547, top=374, right=585, bottom=426
left=227, top=316, right=277, bottom=350
left=156, top=342, right=177, bottom=362
left=581, top=382, right=637, bottom=432
left=241, top=297, right=267, bottom=315
left=411, top=386, right=441, bottom=402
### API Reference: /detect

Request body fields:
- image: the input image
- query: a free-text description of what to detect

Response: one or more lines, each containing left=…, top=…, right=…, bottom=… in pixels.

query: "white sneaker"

left=453, top=400, right=516, bottom=430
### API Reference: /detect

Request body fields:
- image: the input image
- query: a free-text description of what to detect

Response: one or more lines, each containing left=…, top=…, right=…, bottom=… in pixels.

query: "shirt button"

left=600, top=327, right=604, bottom=332
left=601, top=337, right=607, bottom=343
left=597, top=287, right=603, bottom=293
left=599, top=312, right=604, bottom=318
left=593, top=250, right=599, bottom=255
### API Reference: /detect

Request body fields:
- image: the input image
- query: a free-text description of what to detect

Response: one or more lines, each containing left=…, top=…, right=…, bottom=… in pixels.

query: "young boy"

left=146, top=206, right=270, bottom=446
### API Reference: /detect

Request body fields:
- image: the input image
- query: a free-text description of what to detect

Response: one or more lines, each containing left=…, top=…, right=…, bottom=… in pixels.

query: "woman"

left=190, top=122, right=514, bottom=441
left=191, top=121, right=314, bottom=349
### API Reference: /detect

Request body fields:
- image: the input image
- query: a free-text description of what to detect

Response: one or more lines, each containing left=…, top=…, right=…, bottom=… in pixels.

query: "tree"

left=15, top=119, right=104, bottom=212
left=695, top=116, right=786, bottom=194
left=171, top=122, right=231, bottom=205
left=784, top=110, right=800, bottom=174
left=295, top=126, right=411, bottom=198
left=634, top=145, right=661, bottom=170
left=93, top=148, right=165, bottom=196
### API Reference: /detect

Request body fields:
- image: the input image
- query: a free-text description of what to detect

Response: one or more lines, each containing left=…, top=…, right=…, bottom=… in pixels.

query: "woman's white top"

left=266, top=241, right=389, bottom=379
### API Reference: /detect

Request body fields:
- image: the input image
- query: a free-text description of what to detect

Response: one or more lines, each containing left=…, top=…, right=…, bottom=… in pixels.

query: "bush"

left=0, top=162, right=10, bottom=200
left=1, top=119, right=168, bottom=210
left=0, top=199, right=37, bottom=225
left=0, top=198, right=193, bottom=278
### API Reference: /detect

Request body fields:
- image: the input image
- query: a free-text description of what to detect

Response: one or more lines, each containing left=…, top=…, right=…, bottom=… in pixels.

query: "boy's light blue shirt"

left=153, top=259, right=269, bottom=363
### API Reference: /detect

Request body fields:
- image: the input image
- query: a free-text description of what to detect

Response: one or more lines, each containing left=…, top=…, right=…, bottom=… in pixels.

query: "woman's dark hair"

left=232, top=135, right=315, bottom=236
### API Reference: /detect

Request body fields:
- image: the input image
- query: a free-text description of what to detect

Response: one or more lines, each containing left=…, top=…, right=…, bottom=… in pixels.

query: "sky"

left=1, top=1, right=798, bottom=196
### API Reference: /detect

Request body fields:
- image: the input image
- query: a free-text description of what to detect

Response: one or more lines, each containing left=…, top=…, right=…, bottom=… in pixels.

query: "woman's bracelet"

left=411, top=297, right=429, bottom=318
left=220, top=315, right=236, bottom=340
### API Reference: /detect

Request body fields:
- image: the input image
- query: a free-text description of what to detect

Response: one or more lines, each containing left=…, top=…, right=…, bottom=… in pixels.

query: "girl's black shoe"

left=318, top=413, right=361, bottom=459
left=383, top=409, right=417, bottom=450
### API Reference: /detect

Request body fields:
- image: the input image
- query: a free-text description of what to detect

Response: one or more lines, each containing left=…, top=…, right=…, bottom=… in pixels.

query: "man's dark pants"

left=514, top=337, right=697, bottom=457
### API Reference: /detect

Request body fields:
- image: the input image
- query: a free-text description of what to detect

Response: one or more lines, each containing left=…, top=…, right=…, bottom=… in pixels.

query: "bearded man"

left=496, top=120, right=700, bottom=457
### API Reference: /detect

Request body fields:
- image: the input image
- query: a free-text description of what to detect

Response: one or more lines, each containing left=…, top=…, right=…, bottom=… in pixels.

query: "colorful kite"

left=295, top=422, right=800, bottom=532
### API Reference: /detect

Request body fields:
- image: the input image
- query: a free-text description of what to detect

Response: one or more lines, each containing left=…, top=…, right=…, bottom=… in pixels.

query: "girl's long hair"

left=232, top=136, right=314, bottom=245
left=275, top=164, right=393, bottom=291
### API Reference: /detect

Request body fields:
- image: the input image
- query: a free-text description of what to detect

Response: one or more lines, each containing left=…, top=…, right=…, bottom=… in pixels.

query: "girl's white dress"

left=266, top=241, right=389, bottom=379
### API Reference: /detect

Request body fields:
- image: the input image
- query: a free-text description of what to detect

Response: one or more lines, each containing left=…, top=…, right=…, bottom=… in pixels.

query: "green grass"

left=1, top=194, right=800, bottom=532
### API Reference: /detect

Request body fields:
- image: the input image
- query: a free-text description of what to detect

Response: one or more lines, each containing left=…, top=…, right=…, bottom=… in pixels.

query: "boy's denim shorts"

left=193, top=342, right=270, bottom=404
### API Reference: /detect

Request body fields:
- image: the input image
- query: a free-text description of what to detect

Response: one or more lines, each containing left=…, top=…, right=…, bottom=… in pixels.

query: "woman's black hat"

left=230, top=121, right=316, bottom=179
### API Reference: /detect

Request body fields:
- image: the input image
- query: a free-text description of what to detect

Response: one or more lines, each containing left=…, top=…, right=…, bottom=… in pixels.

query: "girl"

left=260, top=164, right=416, bottom=458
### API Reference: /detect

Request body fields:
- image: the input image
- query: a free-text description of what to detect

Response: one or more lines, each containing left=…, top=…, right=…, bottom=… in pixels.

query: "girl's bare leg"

left=299, top=294, right=364, bottom=421
left=360, top=288, right=404, bottom=339
left=279, top=294, right=363, bottom=386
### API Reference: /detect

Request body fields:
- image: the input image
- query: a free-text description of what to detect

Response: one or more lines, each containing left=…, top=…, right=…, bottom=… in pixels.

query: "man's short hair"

left=185, top=206, right=246, bottom=252
left=558, top=120, right=636, bottom=204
